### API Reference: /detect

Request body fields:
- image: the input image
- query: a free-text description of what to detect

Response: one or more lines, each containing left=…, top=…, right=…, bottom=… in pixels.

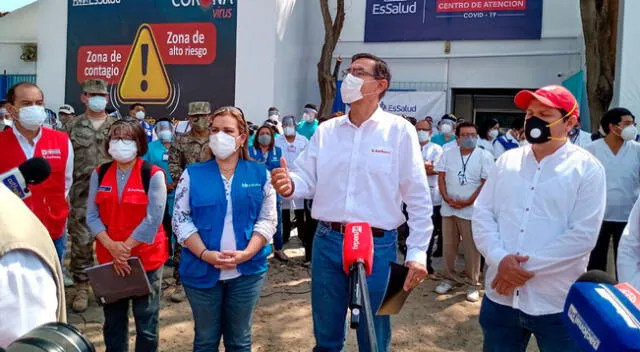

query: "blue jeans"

left=311, top=222, right=396, bottom=352
left=479, top=297, right=579, bottom=352
left=184, top=273, right=266, bottom=352
left=52, top=231, right=66, bottom=265
left=273, top=200, right=284, bottom=251
left=102, top=267, right=163, bottom=352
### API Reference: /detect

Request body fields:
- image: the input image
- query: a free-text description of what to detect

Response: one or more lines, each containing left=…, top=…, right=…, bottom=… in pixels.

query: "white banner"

left=379, top=91, right=446, bottom=120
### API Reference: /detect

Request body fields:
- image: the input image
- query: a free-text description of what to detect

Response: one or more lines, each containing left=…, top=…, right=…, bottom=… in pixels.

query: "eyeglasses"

left=342, top=68, right=376, bottom=79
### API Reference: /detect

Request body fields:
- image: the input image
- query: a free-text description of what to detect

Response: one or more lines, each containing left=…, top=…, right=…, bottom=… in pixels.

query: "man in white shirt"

left=618, top=197, right=640, bottom=290
left=434, top=122, right=494, bottom=302
left=274, top=116, right=310, bottom=248
left=493, top=117, right=524, bottom=158
left=416, top=118, right=444, bottom=274
left=473, top=85, right=606, bottom=351
left=585, top=107, right=640, bottom=274
left=271, top=53, right=432, bottom=351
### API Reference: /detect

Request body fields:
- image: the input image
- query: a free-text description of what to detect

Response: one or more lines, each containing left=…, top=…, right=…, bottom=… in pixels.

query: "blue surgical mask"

left=88, top=96, right=107, bottom=113
left=158, top=130, right=173, bottom=142
left=258, top=134, right=272, bottom=146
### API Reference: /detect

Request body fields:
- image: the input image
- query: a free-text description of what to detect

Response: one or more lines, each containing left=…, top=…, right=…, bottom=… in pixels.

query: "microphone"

left=563, top=270, right=640, bottom=351
left=343, top=222, right=377, bottom=351
left=0, top=157, right=51, bottom=199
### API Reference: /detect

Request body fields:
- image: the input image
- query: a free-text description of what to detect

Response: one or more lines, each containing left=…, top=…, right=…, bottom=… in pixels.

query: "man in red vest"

left=0, top=82, right=73, bottom=264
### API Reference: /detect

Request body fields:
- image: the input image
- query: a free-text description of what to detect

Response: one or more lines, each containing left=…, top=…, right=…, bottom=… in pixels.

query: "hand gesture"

left=271, top=157, right=294, bottom=197
left=203, top=250, right=237, bottom=270
left=492, top=254, right=534, bottom=296
left=221, top=250, right=251, bottom=266
left=108, top=241, right=131, bottom=264
left=403, top=261, right=428, bottom=291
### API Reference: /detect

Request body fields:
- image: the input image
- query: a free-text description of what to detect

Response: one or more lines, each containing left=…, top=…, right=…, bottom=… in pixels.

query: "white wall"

left=0, top=44, right=37, bottom=74
left=36, top=0, right=67, bottom=111
left=613, top=0, right=640, bottom=115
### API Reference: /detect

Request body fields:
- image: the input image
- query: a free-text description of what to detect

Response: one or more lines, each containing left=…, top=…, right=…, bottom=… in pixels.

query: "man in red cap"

left=472, top=85, right=606, bottom=351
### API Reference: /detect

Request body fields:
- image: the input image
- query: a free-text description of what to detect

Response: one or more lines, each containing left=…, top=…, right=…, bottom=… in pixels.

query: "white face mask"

left=284, top=126, right=296, bottom=136
left=440, top=123, right=453, bottom=135
left=158, top=130, right=173, bottom=142
left=18, top=105, right=47, bottom=131
left=621, top=125, right=638, bottom=141
left=417, top=130, right=430, bottom=144
left=209, top=132, right=238, bottom=160
left=302, top=112, right=315, bottom=123
left=341, top=74, right=365, bottom=104
left=488, top=129, right=499, bottom=140
left=109, top=140, right=138, bottom=163
left=135, top=111, right=145, bottom=120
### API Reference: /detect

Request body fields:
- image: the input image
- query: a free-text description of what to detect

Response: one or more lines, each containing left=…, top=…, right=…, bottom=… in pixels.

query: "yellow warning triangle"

left=118, top=24, right=172, bottom=104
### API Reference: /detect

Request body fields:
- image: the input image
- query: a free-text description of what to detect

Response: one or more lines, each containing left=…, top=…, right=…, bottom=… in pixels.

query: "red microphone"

left=342, top=222, right=378, bottom=351
left=343, top=222, right=374, bottom=276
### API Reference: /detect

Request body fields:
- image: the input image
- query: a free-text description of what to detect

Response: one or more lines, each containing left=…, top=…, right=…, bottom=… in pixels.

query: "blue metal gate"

left=0, top=74, right=37, bottom=100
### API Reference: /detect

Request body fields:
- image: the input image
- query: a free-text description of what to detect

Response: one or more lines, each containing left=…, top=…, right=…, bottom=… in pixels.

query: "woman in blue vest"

left=172, top=106, right=277, bottom=352
left=249, top=125, right=288, bottom=261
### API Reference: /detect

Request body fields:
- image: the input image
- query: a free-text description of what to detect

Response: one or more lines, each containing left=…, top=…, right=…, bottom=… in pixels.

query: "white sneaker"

left=466, top=288, right=480, bottom=302
left=434, top=281, right=453, bottom=294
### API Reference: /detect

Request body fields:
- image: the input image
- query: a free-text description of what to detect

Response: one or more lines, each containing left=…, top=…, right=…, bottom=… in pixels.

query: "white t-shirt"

left=442, top=139, right=457, bottom=152
left=435, top=146, right=494, bottom=220
left=422, top=143, right=443, bottom=206
left=275, top=134, right=309, bottom=209
left=477, top=138, right=495, bottom=158
left=584, top=139, right=640, bottom=222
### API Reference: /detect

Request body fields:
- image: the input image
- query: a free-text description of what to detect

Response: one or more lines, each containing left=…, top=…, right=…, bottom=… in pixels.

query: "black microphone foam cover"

left=576, top=270, right=618, bottom=285
left=18, top=157, right=52, bottom=185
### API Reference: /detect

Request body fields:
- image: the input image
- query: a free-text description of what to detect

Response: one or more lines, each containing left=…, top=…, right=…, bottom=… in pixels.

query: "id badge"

left=162, top=152, right=169, bottom=161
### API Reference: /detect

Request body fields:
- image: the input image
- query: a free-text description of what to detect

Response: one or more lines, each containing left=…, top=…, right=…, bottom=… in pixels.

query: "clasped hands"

left=201, top=250, right=252, bottom=270
left=492, top=254, right=535, bottom=296
left=443, top=195, right=473, bottom=209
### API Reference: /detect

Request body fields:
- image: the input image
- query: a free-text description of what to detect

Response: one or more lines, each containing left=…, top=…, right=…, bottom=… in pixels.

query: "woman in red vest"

left=86, top=120, right=168, bottom=352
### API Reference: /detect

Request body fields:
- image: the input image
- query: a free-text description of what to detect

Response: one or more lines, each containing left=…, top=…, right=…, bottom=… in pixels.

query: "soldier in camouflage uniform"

left=65, top=79, right=117, bottom=312
left=167, top=101, right=213, bottom=302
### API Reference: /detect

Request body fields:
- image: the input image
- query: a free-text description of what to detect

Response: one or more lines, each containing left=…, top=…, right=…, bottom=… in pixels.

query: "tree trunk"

left=317, top=0, right=345, bottom=117
left=580, top=0, right=618, bottom=132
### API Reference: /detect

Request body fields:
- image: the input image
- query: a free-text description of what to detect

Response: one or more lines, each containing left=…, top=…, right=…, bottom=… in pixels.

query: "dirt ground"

left=67, top=235, right=541, bottom=352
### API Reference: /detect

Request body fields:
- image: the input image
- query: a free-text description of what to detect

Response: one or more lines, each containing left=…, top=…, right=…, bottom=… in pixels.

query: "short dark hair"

left=478, top=118, right=499, bottom=140
left=268, top=107, right=279, bottom=113
left=351, top=53, right=391, bottom=99
left=129, top=103, right=145, bottom=111
left=511, top=117, right=524, bottom=130
left=7, top=82, right=43, bottom=104
left=455, top=122, right=478, bottom=137
left=601, top=107, right=635, bottom=134
left=254, top=125, right=275, bottom=151
left=304, top=104, right=318, bottom=111
left=105, top=120, right=149, bottom=157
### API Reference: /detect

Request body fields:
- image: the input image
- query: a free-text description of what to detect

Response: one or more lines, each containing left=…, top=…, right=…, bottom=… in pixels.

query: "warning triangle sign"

left=118, top=24, right=172, bottom=104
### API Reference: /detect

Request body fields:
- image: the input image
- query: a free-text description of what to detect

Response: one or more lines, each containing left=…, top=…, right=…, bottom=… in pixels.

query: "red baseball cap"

left=514, top=85, right=579, bottom=119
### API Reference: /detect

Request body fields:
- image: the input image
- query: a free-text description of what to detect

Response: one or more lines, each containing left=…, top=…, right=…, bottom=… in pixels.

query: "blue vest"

left=493, top=134, right=519, bottom=150
left=249, top=146, right=282, bottom=172
left=141, top=121, right=154, bottom=142
left=180, top=159, right=270, bottom=288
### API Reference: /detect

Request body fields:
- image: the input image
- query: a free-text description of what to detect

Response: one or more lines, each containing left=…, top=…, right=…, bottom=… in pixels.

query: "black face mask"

left=524, top=116, right=565, bottom=144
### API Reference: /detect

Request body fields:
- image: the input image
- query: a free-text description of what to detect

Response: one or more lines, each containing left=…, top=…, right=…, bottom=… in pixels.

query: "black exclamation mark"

left=140, top=44, right=149, bottom=92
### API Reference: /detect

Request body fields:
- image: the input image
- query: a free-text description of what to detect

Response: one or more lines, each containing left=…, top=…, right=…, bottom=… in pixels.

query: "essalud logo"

left=371, top=0, right=418, bottom=15
left=380, top=101, right=418, bottom=114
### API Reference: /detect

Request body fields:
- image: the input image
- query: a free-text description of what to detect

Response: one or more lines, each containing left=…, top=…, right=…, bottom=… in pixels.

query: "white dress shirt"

left=275, top=134, right=309, bottom=210
left=493, top=130, right=519, bottom=158
left=0, top=251, right=58, bottom=348
left=584, top=139, right=640, bottom=222
left=618, top=197, right=640, bottom=290
left=172, top=169, right=277, bottom=279
left=476, top=138, right=495, bottom=158
left=422, top=142, right=443, bottom=207
left=473, top=143, right=606, bottom=316
left=13, top=127, right=74, bottom=198
left=289, top=107, right=433, bottom=265
left=435, top=146, right=494, bottom=220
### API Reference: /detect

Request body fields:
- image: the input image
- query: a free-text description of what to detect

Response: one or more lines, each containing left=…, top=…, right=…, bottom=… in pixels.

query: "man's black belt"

left=321, top=221, right=386, bottom=238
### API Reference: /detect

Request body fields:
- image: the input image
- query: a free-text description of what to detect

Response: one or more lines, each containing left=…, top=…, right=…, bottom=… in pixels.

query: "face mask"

left=524, top=116, right=567, bottom=144
left=3, top=118, right=12, bottom=127
left=440, top=123, right=453, bottom=135
left=460, top=136, right=477, bottom=149
left=191, top=116, right=210, bottom=131
left=269, top=113, right=280, bottom=121
left=488, top=129, right=499, bottom=139
left=417, top=131, right=430, bottom=143
left=135, top=111, right=145, bottom=120
left=87, top=96, right=107, bottom=113
left=284, top=126, right=296, bottom=136
left=209, top=132, right=238, bottom=160
left=18, top=105, right=47, bottom=131
left=341, top=74, right=365, bottom=104
left=109, top=140, right=138, bottom=163
left=158, top=130, right=173, bottom=142
left=302, top=112, right=315, bottom=123
left=620, top=125, right=638, bottom=141
left=258, top=134, right=272, bottom=146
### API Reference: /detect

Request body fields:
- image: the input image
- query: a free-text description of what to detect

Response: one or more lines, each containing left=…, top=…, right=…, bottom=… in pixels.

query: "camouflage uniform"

left=66, top=80, right=116, bottom=283
left=168, top=102, right=213, bottom=285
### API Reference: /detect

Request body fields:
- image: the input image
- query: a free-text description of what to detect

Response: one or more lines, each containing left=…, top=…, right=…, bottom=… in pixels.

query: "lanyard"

left=459, top=149, right=474, bottom=175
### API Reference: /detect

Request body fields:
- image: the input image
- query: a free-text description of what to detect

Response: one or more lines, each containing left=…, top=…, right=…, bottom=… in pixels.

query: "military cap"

left=82, top=79, right=108, bottom=94
left=188, top=102, right=211, bottom=116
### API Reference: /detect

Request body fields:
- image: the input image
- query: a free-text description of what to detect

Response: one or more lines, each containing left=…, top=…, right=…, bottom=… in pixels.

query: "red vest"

left=0, top=127, right=70, bottom=240
left=94, top=158, right=168, bottom=271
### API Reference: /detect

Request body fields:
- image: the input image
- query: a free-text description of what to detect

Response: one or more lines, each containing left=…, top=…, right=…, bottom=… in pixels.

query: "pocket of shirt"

left=366, top=148, right=393, bottom=174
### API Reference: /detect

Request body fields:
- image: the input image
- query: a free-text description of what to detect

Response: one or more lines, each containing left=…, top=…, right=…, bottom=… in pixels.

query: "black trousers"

left=588, top=220, right=627, bottom=275
left=282, top=208, right=306, bottom=244
left=162, top=211, right=173, bottom=260
left=303, top=199, right=318, bottom=262
left=427, top=206, right=442, bottom=274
